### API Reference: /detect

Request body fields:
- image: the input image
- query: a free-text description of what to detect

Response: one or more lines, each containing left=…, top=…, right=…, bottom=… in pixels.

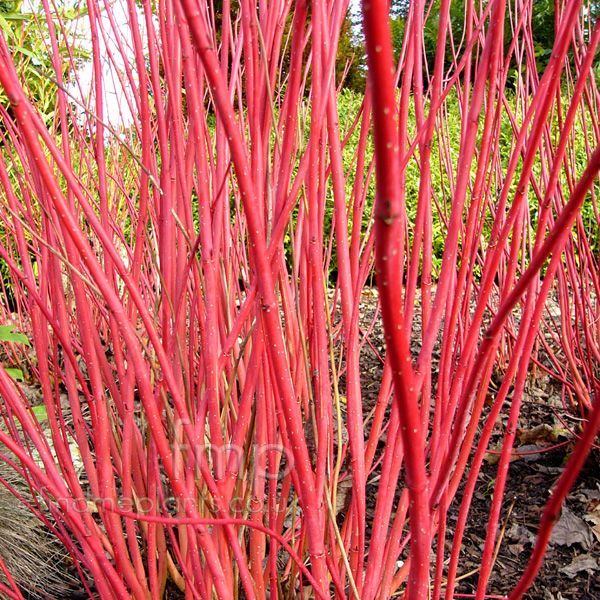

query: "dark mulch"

left=2, top=287, right=599, bottom=600
left=352, top=288, right=600, bottom=600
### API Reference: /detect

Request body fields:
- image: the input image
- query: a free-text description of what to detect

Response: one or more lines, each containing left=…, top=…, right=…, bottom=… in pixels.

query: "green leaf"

left=31, top=405, right=48, bottom=421
left=0, top=13, right=15, bottom=40
left=0, top=13, right=28, bottom=21
left=0, top=325, right=31, bottom=346
left=12, top=44, right=38, bottom=60
left=5, top=368, right=24, bottom=380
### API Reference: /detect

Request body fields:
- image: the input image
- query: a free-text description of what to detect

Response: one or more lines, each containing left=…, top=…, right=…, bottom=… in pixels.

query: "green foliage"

left=0, top=324, right=30, bottom=346
left=0, top=324, right=30, bottom=380
left=390, top=0, right=561, bottom=84
left=337, top=15, right=367, bottom=92
left=4, top=367, right=23, bottom=380
left=0, top=0, right=89, bottom=124
left=248, top=84, right=600, bottom=284
left=331, top=88, right=600, bottom=280
left=530, top=0, right=556, bottom=74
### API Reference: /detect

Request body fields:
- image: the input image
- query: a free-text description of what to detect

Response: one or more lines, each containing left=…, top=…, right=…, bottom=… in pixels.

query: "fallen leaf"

left=550, top=507, right=593, bottom=549
left=575, top=488, right=600, bottom=507
left=517, top=444, right=543, bottom=463
left=506, top=523, right=536, bottom=545
left=484, top=440, right=520, bottom=464
left=519, top=424, right=557, bottom=444
left=558, top=554, right=598, bottom=578
left=582, top=508, right=600, bottom=542
left=509, top=543, right=524, bottom=556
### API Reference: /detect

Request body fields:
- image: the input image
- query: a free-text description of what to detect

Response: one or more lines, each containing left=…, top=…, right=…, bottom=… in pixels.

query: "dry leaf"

left=506, top=523, right=536, bottom=545
left=509, top=543, right=524, bottom=556
left=519, top=424, right=557, bottom=444
left=558, top=554, right=598, bottom=578
left=550, top=507, right=593, bottom=549
left=484, top=440, right=520, bottom=465
left=583, top=507, right=600, bottom=542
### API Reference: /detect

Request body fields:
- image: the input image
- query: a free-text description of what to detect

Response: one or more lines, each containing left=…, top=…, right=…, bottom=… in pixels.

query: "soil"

left=452, top=408, right=600, bottom=600
left=352, top=287, right=600, bottom=600
left=2, top=288, right=599, bottom=600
